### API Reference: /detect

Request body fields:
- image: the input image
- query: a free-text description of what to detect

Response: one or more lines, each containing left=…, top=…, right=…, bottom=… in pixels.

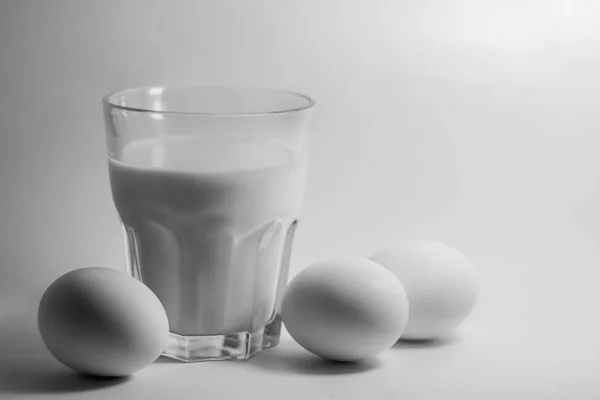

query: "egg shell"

left=38, top=267, right=169, bottom=376
left=282, top=259, right=409, bottom=362
left=371, top=241, right=478, bottom=340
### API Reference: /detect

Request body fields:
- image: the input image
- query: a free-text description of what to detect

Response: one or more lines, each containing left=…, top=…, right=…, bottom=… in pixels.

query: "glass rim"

left=102, top=85, right=316, bottom=117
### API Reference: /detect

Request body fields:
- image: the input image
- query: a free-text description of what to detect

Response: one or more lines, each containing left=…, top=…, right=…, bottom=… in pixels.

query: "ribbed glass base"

left=161, top=315, right=282, bottom=362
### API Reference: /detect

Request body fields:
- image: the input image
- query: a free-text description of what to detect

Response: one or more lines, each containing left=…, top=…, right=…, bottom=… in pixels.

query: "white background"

left=1, top=0, right=600, bottom=398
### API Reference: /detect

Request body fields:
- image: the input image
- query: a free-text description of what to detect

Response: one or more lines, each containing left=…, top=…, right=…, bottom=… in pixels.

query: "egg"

left=371, top=241, right=478, bottom=340
left=282, top=259, right=409, bottom=362
left=38, top=267, right=169, bottom=376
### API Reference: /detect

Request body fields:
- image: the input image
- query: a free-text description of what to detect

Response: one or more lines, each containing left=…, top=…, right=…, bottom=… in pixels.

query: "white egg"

left=38, top=267, right=169, bottom=376
left=282, top=259, right=409, bottom=362
left=371, top=241, right=478, bottom=340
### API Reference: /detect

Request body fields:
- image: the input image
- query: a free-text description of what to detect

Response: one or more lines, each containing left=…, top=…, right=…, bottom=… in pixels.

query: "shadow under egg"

left=248, top=346, right=382, bottom=375
left=393, top=334, right=461, bottom=350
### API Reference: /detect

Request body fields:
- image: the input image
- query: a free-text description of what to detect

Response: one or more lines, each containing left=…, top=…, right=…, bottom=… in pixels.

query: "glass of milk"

left=102, top=86, right=315, bottom=362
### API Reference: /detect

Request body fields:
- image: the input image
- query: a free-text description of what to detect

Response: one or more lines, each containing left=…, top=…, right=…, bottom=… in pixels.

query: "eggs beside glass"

left=282, top=259, right=409, bottom=362
left=38, top=267, right=169, bottom=377
left=282, top=241, right=478, bottom=361
left=36, top=240, right=478, bottom=374
left=371, top=241, right=478, bottom=340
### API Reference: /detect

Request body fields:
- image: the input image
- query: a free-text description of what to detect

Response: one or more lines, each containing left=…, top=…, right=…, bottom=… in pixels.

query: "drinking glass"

left=102, top=86, right=315, bottom=362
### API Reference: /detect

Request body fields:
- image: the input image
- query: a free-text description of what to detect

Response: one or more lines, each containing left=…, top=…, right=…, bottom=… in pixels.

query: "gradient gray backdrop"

left=1, top=1, right=599, bottom=398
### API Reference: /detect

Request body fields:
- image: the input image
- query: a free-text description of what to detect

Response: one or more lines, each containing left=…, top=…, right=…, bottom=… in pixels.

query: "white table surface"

left=2, top=252, right=599, bottom=400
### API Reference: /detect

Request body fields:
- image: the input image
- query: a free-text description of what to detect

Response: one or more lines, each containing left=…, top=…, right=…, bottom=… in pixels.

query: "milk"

left=108, top=137, right=306, bottom=336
